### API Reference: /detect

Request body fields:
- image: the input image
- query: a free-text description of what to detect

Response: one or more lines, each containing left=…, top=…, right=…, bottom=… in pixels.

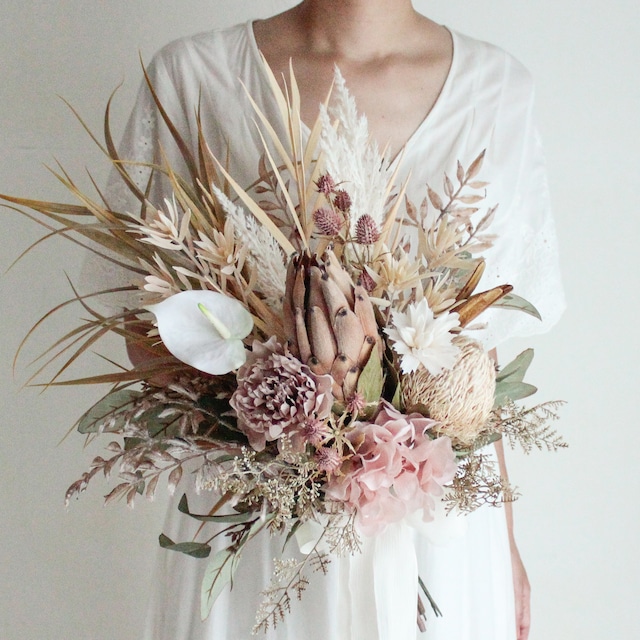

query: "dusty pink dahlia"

left=325, top=401, right=457, bottom=536
left=230, top=337, right=333, bottom=452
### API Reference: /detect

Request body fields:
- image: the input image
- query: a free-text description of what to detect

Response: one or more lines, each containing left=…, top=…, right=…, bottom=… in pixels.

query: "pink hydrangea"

left=230, top=337, right=333, bottom=452
left=326, top=402, right=457, bottom=536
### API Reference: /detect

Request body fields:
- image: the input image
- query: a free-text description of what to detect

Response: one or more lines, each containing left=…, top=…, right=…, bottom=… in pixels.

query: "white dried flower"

left=385, top=298, right=460, bottom=375
left=319, top=67, right=394, bottom=229
left=211, top=185, right=286, bottom=308
left=133, top=196, right=192, bottom=250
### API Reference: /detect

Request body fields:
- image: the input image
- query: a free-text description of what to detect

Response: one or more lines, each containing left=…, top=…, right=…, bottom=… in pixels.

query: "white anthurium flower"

left=146, top=290, right=253, bottom=375
left=384, top=298, right=460, bottom=375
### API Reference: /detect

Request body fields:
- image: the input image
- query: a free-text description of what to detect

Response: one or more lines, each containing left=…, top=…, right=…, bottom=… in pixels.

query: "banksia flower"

left=282, top=250, right=381, bottom=403
left=355, top=214, right=381, bottom=245
left=401, top=336, right=496, bottom=446
left=313, top=206, right=343, bottom=236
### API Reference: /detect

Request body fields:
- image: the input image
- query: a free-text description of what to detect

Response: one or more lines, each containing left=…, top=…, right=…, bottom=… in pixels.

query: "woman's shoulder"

left=449, top=28, right=535, bottom=99
left=146, top=21, right=255, bottom=87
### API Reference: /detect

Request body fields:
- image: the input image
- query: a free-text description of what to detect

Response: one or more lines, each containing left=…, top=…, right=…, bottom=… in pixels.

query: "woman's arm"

left=490, top=348, right=531, bottom=640
left=495, top=438, right=531, bottom=640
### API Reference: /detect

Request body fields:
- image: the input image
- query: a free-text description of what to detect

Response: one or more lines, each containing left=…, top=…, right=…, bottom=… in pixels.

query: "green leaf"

left=158, top=534, right=211, bottom=559
left=493, top=381, right=538, bottom=408
left=201, top=548, right=238, bottom=620
left=496, top=349, right=534, bottom=383
left=283, top=519, right=302, bottom=552
left=177, top=494, right=254, bottom=524
left=492, top=293, right=542, bottom=320
left=391, top=379, right=402, bottom=410
left=357, top=352, right=384, bottom=404
left=77, top=389, right=141, bottom=434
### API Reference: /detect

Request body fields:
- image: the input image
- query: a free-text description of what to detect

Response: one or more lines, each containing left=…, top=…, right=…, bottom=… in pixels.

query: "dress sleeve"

left=79, top=52, right=187, bottom=311
left=475, top=68, right=566, bottom=350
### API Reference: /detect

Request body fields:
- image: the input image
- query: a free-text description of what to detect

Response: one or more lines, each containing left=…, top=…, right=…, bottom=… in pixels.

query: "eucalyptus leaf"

left=283, top=519, right=302, bottom=552
left=158, top=533, right=211, bottom=559
left=201, top=548, right=238, bottom=620
left=124, top=436, right=144, bottom=451
left=77, top=389, right=141, bottom=434
left=492, top=293, right=542, bottom=320
left=357, top=352, right=384, bottom=403
left=139, top=404, right=183, bottom=438
left=178, top=494, right=253, bottom=524
left=494, top=381, right=538, bottom=408
left=496, top=349, right=534, bottom=383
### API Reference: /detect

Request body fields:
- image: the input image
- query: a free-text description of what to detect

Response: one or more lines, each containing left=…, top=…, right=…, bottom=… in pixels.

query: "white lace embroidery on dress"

left=79, top=101, right=158, bottom=312
left=478, top=214, right=565, bottom=349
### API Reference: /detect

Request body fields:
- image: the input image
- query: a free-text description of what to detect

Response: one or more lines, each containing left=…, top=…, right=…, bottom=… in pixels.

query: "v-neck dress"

left=100, top=21, right=565, bottom=640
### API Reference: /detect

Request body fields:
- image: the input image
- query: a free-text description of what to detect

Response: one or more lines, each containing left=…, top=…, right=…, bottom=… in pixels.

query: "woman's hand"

left=510, top=539, right=531, bottom=640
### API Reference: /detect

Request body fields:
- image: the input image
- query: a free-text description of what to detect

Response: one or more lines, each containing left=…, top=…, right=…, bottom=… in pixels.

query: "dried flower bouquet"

left=1, top=58, right=565, bottom=633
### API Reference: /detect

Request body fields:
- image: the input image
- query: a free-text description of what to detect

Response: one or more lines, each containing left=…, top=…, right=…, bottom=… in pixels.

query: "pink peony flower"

left=230, top=337, right=333, bottom=452
left=326, top=402, right=457, bottom=536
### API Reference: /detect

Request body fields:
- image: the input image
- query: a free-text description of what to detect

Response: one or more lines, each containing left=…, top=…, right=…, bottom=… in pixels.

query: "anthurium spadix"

left=146, top=290, right=253, bottom=375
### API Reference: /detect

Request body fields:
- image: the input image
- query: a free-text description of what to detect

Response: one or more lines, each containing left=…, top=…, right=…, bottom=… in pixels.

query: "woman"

left=104, top=1, right=565, bottom=638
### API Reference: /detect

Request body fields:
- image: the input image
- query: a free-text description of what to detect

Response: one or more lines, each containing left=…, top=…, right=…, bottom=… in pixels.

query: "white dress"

left=100, top=21, right=565, bottom=640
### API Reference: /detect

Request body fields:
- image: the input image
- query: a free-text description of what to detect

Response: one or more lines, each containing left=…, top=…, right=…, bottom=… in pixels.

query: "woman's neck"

left=287, top=0, right=422, bottom=60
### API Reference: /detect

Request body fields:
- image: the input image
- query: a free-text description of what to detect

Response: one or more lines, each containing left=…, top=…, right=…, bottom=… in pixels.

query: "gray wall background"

left=1, top=1, right=638, bottom=638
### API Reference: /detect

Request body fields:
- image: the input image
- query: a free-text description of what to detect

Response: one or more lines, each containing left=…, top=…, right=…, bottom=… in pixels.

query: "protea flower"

left=401, top=336, right=496, bottom=446
left=282, top=250, right=381, bottom=403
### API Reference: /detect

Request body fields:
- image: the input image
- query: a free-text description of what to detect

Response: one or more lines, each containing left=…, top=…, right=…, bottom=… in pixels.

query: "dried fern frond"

left=446, top=452, right=519, bottom=514
left=495, top=400, right=567, bottom=454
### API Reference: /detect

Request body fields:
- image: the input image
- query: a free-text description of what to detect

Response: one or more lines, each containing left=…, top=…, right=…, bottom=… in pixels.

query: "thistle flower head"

left=315, top=174, right=336, bottom=196
left=355, top=214, right=381, bottom=245
left=313, top=206, right=343, bottom=236
left=358, top=270, right=377, bottom=294
left=333, top=189, right=352, bottom=212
